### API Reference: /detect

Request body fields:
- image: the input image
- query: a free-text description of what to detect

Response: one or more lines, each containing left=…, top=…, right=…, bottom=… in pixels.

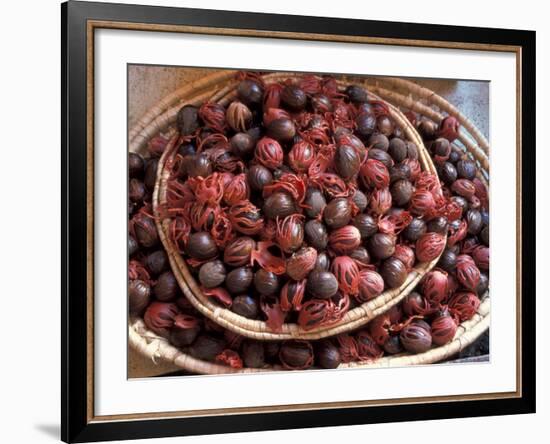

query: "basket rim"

left=128, top=71, right=490, bottom=374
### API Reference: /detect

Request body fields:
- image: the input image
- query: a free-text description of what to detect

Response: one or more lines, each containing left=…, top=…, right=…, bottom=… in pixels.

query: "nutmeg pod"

left=383, top=336, right=404, bottom=355
left=254, top=269, right=280, bottom=296
left=223, top=236, right=255, bottom=267
left=145, top=250, right=169, bottom=277
left=431, top=312, right=458, bottom=346
left=237, top=79, right=263, bottom=106
left=368, top=133, right=389, bottom=151
left=198, top=260, right=227, bottom=289
left=153, top=271, right=179, bottom=301
left=306, top=270, right=338, bottom=299
left=355, top=112, right=377, bottom=138
left=266, top=118, right=296, bottom=142
left=427, top=216, right=449, bottom=235
left=402, top=217, right=427, bottom=242
left=456, top=159, right=478, bottom=180
left=186, top=231, right=218, bottom=260
left=304, top=220, right=328, bottom=251
left=314, top=252, right=331, bottom=271
left=346, top=84, right=369, bottom=103
left=379, top=257, right=408, bottom=289
left=231, top=294, right=259, bottom=319
left=286, top=247, right=317, bottom=281
left=226, top=101, right=252, bottom=132
left=128, top=235, right=139, bottom=256
left=466, top=209, right=483, bottom=235
left=400, top=321, right=432, bottom=354
left=189, top=335, right=226, bottom=362
left=368, top=233, right=396, bottom=261
left=388, top=138, right=408, bottom=163
left=247, top=164, right=273, bottom=192
left=170, top=315, right=201, bottom=347
left=144, top=157, right=159, bottom=190
left=176, top=105, right=200, bottom=136
left=335, top=145, right=361, bottom=180
left=329, top=225, right=361, bottom=255
left=132, top=212, right=159, bottom=248
left=390, top=179, right=414, bottom=207
left=128, top=279, right=151, bottom=315
left=225, top=267, right=254, bottom=295
left=129, top=152, right=145, bottom=178
left=315, top=341, right=342, bottom=369
left=242, top=341, right=265, bottom=368
left=323, top=198, right=352, bottom=229
left=351, top=190, right=368, bottom=212
left=279, top=340, right=314, bottom=369
left=281, top=85, right=307, bottom=111
left=129, top=179, right=146, bottom=204
left=263, top=192, right=297, bottom=219
left=303, top=187, right=326, bottom=219
left=231, top=132, right=255, bottom=158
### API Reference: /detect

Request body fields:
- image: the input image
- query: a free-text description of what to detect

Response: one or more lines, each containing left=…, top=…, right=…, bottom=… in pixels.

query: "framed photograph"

left=62, top=1, right=535, bottom=442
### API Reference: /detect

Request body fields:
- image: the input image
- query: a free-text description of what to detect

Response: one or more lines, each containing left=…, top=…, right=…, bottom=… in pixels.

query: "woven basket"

left=150, top=72, right=443, bottom=341
left=128, top=72, right=490, bottom=374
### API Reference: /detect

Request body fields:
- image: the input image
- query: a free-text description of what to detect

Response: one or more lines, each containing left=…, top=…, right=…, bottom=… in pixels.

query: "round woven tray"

left=150, top=72, right=443, bottom=341
left=128, top=72, right=490, bottom=374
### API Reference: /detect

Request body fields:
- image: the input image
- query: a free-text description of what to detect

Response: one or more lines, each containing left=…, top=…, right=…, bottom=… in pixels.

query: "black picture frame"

left=62, top=1, right=536, bottom=442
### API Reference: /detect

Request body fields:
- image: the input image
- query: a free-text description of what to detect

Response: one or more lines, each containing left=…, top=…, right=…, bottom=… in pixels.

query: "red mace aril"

left=254, top=137, right=284, bottom=170
left=447, top=219, right=468, bottom=247
left=410, top=189, right=436, bottom=216
left=228, top=201, right=264, bottom=235
left=369, top=314, right=391, bottom=346
left=331, top=256, right=360, bottom=296
left=451, top=179, right=476, bottom=199
left=393, top=244, right=415, bottom=271
left=260, top=294, right=286, bottom=332
left=369, top=188, right=393, bottom=215
left=355, top=331, right=383, bottom=361
left=359, top=159, right=390, bottom=190
left=288, top=140, right=315, bottom=173
left=143, top=302, right=179, bottom=338
left=449, top=291, right=480, bottom=321
left=402, top=158, right=421, bottom=181
left=472, top=245, right=490, bottom=271
left=431, top=310, right=458, bottom=346
left=286, top=247, right=317, bottom=280
left=215, top=349, right=243, bottom=369
left=437, top=115, right=460, bottom=142
left=263, top=107, right=290, bottom=126
left=201, top=286, right=233, bottom=308
left=275, top=214, right=304, bottom=254
left=329, top=225, right=361, bottom=255
left=421, top=269, right=449, bottom=304
left=415, top=232, right=446, bottom=262
left=198, top=102, right=226, bottom=133
left=336, top=334, right=360, bottom=363
left=402, top=291, right=430, bottom=317
left=223, top=173, right=249, bottom=206
left=250, top=241, right=286, bottom=275
left=297, top=299, right=331, bottom=330
left=223, top=236, right=255, bottom=267
left=456, top=254, right=481, bottom=291
left=356, top=269, right=385, bottom=303
left=280, top=279, right=307, bottom=312
left=225, top=101, right=252, bottom=132
left=263, top=83, right=284, bottom=110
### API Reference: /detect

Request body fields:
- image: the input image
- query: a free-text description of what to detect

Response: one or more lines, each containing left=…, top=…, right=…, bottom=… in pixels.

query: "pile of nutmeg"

left=128, top=73, right=489, bottom=371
